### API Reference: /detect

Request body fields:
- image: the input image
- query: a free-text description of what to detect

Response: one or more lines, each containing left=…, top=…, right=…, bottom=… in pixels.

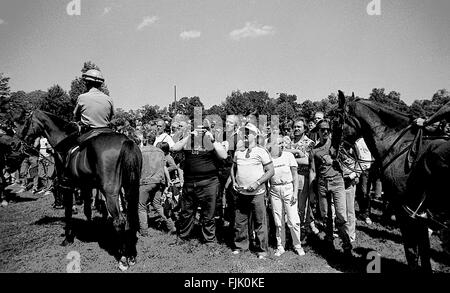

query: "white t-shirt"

left=355, top=138, right=372, bottom=170
left=234, top=146, right=272, bottom=195
left=154, top=133, right=175, bottom=148
left=39, top=137, right=51, bottom=157
left=270, top=151, right=297, bottom=185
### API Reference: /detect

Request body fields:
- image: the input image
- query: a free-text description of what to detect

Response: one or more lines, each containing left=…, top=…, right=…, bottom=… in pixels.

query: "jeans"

left=233, top=191, right=268, bottom=253
left=317, top=174, right=352, bottom=250
left=345, top=183, right=356, bottom=243
left=270, top=184, right=302, bottom=250
left=176, top=176, right=219, bottom=243
left=138, top=183, right=174, bottom=235
left=298, top=174, right=315, bottom=227
left=356, top=170, right=370, bottom=219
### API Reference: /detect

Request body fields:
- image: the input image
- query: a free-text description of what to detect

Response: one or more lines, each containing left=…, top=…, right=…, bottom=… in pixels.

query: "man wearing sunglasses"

left=309, top=120, right=353, bottom=259
left=230, top=123, right=274, bottom=259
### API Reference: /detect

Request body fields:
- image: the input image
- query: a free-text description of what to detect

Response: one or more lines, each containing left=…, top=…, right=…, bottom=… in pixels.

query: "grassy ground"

left=1, top=188, right=449, bottom=273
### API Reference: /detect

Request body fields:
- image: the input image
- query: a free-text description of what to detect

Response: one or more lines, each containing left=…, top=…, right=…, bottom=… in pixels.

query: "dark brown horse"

left=16, top=110, right=142, bottom=271
left=334, top=91, right=449, bottom=272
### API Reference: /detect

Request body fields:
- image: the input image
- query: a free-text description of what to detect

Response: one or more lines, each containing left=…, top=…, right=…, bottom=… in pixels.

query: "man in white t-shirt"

left=38, top=137, right=55, bottom=196
left=154, top=119, right=175, bottom=148
left=231, top=123, right=274, bottom=259
left=354, top=138, right=374, bottom=225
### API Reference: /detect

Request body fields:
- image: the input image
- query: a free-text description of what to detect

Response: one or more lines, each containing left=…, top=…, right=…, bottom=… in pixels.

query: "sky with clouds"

left=0, top=0, right=449, bottom=110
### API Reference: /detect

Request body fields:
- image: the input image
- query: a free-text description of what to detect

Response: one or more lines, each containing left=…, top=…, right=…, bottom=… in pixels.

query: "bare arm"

left=247, top=162, right=274, bottom=192
left=291, top=166, right=299, bottom=205
left=171, top=135, right=190, bottom=152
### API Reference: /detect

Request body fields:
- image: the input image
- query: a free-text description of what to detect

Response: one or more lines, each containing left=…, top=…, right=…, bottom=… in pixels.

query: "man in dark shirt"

left=172, top=122, right=227, bottom=243
left=309, top=120, right=353, bottom=259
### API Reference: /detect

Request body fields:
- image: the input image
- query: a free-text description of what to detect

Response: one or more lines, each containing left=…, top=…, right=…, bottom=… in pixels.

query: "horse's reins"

left=335, top=102, right=414, bottom=174
left=336, top=101, right=448, bottom=230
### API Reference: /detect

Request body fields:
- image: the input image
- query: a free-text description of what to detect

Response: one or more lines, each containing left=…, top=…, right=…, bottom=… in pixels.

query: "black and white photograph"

left=1, top=0, right=450, bottom=278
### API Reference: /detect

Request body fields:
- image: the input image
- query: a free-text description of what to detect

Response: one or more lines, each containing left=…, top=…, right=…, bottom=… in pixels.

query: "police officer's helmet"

left=82, top=69, right=105, bottom=84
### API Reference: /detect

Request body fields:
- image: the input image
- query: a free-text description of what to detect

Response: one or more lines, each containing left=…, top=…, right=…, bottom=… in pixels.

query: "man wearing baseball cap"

left=230, top=122, right=274, bottom=259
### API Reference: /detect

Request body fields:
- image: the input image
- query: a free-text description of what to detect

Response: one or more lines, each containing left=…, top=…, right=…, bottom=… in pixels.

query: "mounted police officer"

left=73, top=69, right=114, bottom=135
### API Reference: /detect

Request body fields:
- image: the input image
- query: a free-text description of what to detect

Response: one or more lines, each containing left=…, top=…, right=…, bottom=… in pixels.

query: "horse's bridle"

left=334, top=101, right=449, bottom=230
left=15, top=112, right=55, bottom=165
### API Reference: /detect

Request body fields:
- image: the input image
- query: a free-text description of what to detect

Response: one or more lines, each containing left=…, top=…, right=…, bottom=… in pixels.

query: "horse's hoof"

left=128, top=257, right=136, bottom=266
left=118, top=256, right=129, bottom=271
left=61, top=238, right=74, bottom=247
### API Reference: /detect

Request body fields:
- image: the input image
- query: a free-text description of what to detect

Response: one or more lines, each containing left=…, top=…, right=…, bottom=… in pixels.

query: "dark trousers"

left=176, top=176, right=219, bottom=243
left=233, top=191, right=268, bottom=253
left=356, top=170, right=371, bottom=219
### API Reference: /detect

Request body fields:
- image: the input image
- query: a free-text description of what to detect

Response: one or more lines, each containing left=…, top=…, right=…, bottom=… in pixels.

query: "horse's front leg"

left=61, top=187, right=75, bottom=246
left=418, top=223, right=432, bottom=273
left=398, top=211, right=420, bottom=271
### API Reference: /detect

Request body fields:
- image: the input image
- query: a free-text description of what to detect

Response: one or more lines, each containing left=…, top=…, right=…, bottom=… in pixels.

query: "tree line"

left=1, top=61, right=449, bottom=129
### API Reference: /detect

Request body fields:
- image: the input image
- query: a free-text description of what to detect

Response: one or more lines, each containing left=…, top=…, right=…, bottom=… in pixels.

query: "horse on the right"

left=333, top=90, right=450, bottom=272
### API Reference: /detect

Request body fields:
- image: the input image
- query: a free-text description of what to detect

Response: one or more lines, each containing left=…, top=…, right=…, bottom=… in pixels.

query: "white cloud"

left=179, top=30, right=201, bottom=40
left=229, top=21, right=275, bottom=40
left=102, top=7, right=112, bottom=16
left=137, top=16, right=159, bottom=31
left=0, top=18, right=5, bottom=25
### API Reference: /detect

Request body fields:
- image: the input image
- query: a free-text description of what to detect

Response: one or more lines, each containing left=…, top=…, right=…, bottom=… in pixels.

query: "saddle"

left=63, top=128, right=114, bottom=169
left=406, top=126, right=449, bottom=172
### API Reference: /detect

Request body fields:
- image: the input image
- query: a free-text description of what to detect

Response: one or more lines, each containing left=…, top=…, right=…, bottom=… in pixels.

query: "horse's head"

left=15, top=111, right=44, bottom=146
left=331, top=91, right=362, bottom=149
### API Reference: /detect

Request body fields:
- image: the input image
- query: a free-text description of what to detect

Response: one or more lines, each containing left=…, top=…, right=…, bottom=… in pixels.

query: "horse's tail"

left=118, top=140, right=142, bottom=188
left=118, top=139, right=142, bottom=230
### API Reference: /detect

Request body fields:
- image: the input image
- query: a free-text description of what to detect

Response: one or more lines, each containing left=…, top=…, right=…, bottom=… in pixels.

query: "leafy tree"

left=169, top=96, right=204, bottom=119
left=205, top=104, right=226, bottom=120
left=245, top=91, right=274, bottom=115
left=368, top=88, right=409, bottom=113
left=409, top=100, right=427, bottom=118
left=0, top=73, right=11, bottom=126
left=40, top=85, right=73, bottom=121
left=299, top=100, right=316, bottom=121
left=223, top=91, right=253, bottom=116
left=429, top=89, right=450, bottom=113
left=140, top=104, right=160, bottom=124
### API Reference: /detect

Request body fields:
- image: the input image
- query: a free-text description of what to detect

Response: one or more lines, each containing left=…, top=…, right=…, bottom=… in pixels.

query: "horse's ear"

left=352, top=92, right=355, bottom=99
left=338, top=90, right=346, bottom=109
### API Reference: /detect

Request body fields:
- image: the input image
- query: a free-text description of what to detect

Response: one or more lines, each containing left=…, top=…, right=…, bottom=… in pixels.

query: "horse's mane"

left=37, top=110, right=78, bottom=134
left=352, top=99, right=412, bottom=130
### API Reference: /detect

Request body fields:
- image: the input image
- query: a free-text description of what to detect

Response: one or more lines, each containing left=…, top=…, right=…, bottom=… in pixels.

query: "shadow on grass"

left=357, top=225, right=403, bottom=244
left=3, top=190, right=38, bottom=203
left=33, top=215, right=119, bottom=258
left=302, top=234, right=411, bottom=273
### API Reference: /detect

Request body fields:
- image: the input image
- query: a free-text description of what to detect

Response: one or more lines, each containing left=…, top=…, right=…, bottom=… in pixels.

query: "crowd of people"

left=1, top=69, right=390, bottom=262
left=115, top=109, right=386, bottom=260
